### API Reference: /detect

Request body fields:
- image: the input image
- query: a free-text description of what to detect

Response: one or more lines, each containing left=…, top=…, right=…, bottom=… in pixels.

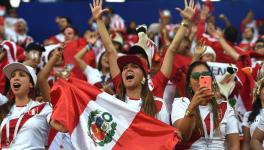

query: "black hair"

left=255, top=38, right=264, bottom=44
left=248, top=83, right=264, bottom=124
left=25, top=42, right=45, bottom=53
left=224, top=26, right=239, bottom=43
left=63, top=26, right=79, bottom=36
left=248, top=97, right=262, bottom=124
left=58, top=16, right=72, bottom=25
left=97, top=51, right=106, bottom=71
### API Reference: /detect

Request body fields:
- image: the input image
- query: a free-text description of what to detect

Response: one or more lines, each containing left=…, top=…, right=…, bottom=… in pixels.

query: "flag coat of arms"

left=50, top=77, right=179, bottom=150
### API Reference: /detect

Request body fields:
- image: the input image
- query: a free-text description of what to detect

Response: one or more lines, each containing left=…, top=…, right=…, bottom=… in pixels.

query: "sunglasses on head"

left=191, top=71, right=212, bottom=80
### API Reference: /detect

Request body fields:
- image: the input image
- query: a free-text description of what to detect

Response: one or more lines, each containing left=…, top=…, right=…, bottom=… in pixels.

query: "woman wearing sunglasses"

left=171, top=61, right=240, bottom=149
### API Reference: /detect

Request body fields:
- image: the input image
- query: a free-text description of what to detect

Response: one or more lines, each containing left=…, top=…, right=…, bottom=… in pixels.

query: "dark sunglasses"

left=191, top=71, right=212, bottom=80
left=255, top=44, right=264, bottom=50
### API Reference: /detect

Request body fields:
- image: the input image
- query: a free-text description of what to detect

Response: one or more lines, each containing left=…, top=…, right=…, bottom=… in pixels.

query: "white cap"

left=3, top=62, right=37, bottom=87
left=43, top=43, right=61, bottom=63
left=111, top=32, right=123, bottom=45
left=201, top=46, right=216, bottom=59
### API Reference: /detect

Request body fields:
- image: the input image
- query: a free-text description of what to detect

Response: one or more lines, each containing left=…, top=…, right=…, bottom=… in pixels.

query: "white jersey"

left=243, top=109, right=264, bottom=136
left=0, top=100, right=52, bottom=149
left=124, top=96, right=170, bottom=125
left=83, top=65, right=111, bottom=85
left=171, top=97, right=239, bottom=149
left=257, top=111, right=264, bottom=135
left=243, top=109, right=264, bottom=147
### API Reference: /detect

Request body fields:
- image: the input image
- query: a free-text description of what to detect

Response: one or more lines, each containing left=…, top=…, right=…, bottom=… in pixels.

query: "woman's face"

left=101, top=53, right=109, bottom=69
left=10, top=70, right=32, bottom=96
left=189, top=65, right=210, bottom=93
left=254, top=42, right=264, bottom=55
left=121, top=63, right=144, bottom=90
left=207, top=22, right=216, bottom=35
left=15, top=21, right=26, bottom=34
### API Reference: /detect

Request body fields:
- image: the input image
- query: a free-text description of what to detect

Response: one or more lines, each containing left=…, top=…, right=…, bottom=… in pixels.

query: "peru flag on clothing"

left=50, top=77, right=178, bottom=150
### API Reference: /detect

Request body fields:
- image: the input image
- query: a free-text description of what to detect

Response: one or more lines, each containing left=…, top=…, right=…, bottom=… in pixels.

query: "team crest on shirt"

left=87, top=110, right=117, bottom=146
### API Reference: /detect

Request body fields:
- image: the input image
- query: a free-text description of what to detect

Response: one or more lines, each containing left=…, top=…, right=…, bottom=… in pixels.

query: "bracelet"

left=185, top=109, right=194, bottom=118
left=181, top=21, right=189, bottom=28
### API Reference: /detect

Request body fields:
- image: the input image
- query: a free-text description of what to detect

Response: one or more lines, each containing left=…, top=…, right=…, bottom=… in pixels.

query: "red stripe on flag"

left=112, top=112, right=178, bottom=150
left=51, top=77, right=101, bottom=134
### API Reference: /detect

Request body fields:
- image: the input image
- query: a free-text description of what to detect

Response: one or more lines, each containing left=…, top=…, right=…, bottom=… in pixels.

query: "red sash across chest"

left=175, top=102, right=227, bottom=149
left=1, top=103, right=46, bottom=148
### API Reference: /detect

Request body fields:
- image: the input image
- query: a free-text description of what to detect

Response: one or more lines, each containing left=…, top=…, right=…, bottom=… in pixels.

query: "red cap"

left=117, top=55, right=148, bottom=76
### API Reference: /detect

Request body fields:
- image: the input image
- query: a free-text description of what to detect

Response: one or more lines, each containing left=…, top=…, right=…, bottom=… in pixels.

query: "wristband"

left=181, top=21, right=189, bottom=28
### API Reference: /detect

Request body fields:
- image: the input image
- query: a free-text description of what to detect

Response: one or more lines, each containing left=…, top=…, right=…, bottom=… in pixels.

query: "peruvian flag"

left=50, top=77, right=178, bottom=149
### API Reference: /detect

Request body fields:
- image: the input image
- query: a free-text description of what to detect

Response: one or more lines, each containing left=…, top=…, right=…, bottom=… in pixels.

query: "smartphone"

left=199, top=76, right=212, bottom=90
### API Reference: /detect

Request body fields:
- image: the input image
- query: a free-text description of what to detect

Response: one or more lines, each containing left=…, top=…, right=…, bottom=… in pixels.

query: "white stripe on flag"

left=71, top=92, right=138, bottom=149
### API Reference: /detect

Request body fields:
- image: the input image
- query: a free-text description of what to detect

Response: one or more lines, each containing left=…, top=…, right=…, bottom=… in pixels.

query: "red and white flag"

left=50, top=77, right=179, bottom=150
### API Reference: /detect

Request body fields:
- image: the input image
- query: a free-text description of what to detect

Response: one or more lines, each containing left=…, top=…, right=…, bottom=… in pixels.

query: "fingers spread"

left=184, top=0, right=188, bottom=8
left=89, top=3, right=93, bottom=10
left=93, top=0, right=96, bottom=7
left=175, top=8, right=182, bottom=13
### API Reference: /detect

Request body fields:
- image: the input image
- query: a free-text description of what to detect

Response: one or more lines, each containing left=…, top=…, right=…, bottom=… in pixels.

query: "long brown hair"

left=0, top=74, right=36, bottom=124
left=116, top=77, right=157, bottom=117
left=185, top=61, right=220, bottom=135
left=0, top=88, right=15, bottom=124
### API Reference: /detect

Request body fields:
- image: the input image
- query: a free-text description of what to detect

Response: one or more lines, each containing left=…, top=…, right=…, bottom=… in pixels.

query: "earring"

left=141, top=77, right=146, bottom=85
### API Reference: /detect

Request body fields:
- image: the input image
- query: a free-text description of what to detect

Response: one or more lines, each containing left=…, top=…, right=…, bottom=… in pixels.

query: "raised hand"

left=211, top=28, right=223, bottom=39
left=53, top=46, right=64, bottom=58
left=200, top=5, right=210, bottom=20
left=176, top=0, right=195, bottom=21
left=190, top=87, right=213, bottom=109
left=194, top=40, right=206, bottom=56
left=89, top=0, right=109, bottom=21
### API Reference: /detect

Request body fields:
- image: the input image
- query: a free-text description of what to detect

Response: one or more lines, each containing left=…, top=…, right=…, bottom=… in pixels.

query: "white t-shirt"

left=243, top=109, right=264, bottom=136
left=124, top=96, right=170, bottom=125
left=0, top=100, right=52, bottom=149
left=257, top=111, right=264, bottom=133
left=83, top=65, right=111, bottom=86
left=171, top=97, right=239, bottom=149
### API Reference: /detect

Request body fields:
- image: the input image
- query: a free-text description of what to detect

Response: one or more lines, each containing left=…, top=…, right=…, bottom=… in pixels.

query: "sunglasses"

left=255, top=44, right=264, bottom=50
left=191, top=71, right=212, bottom=80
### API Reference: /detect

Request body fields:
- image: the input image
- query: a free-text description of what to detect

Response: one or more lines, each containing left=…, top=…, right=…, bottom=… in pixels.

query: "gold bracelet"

left=181, top=21, right=189, bottom=28
left=185, top=110, right=194, bottom=118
